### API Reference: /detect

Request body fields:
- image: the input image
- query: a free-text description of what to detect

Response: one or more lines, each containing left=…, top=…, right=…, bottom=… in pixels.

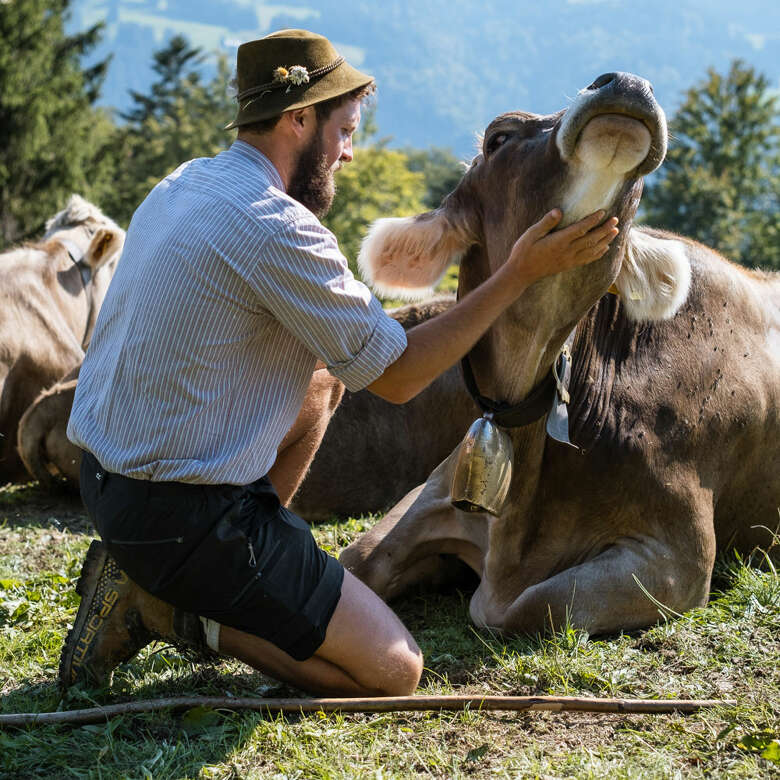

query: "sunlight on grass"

left=1, top=482, right=777, bottom=777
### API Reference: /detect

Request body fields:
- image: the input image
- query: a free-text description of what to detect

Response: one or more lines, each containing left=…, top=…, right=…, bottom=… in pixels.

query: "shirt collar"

left=229, top=140, right=286, bottom=191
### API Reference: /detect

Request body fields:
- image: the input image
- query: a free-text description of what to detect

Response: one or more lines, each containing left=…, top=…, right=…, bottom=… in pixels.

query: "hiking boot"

left=59, top=540, right=206, bottom=690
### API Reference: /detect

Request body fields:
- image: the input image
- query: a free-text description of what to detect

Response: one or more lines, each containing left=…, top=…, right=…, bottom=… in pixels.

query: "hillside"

left=69, top=0, right=780, bottom=156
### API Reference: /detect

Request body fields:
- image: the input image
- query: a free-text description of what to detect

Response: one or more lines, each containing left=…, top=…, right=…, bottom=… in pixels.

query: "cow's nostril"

left=587, top=73, right=616, bottom=91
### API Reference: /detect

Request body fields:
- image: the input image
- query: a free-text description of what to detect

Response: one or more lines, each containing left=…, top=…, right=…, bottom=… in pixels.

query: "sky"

left=69, top=0, right=780, bottom=156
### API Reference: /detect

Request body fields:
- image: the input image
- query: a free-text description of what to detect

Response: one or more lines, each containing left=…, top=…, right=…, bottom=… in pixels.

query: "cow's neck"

left=566, top=292, right=641, bottom=451
left=44, top=227, right=100, bottom=350
left=558, top=169, right=623, bottom=227
left=468, top=321, right=553, bottom=405
left=465, top=249, right=625, bottom=408
left=477, top=418, right=553, bottom=607
left=38, top=244, right=90, bottom=350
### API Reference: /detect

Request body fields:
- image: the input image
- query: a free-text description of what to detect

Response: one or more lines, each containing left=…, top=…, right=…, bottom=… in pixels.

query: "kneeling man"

left=61, top=29, right=618, bottom=696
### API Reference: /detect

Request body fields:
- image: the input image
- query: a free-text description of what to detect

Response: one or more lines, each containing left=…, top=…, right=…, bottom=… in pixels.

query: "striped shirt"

left=67, top=140, right=407, bottom=485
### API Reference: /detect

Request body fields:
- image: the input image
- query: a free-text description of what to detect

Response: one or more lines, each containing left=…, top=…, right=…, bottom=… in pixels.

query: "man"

left=60, top=29, right=619, bottom=697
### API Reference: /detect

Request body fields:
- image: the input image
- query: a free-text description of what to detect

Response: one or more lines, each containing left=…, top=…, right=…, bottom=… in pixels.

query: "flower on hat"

left=287, top=66, right=310, bottom=86
left=272, top=65, right=310, bottom=88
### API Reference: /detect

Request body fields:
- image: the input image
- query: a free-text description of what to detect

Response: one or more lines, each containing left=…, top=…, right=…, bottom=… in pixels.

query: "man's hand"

left=367, top=208, right=619, bottom=405
left=506, top=209, right=619, bottom=290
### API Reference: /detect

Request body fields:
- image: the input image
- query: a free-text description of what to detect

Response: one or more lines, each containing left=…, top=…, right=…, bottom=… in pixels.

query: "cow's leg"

left=498, top=528, right=716, bottom=636
left=268, top=369, right=345, bottom=507
left=340, top=451, right=489, bottom=600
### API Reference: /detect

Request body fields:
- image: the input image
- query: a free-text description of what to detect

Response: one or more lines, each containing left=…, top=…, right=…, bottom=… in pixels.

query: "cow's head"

left=43, top=195, right=125, bottom=343
left=359, top=73, right=690, bottom=401
left=44, top=194, right=125, bottom=277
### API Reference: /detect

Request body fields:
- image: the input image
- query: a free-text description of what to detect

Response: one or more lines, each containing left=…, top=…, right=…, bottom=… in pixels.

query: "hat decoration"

left=238, top=56, right=344, bottom=107
left=273, top=65, right=310, bottom=90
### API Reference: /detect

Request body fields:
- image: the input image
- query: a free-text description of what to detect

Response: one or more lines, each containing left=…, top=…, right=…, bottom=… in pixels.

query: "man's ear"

left=614, top=228, right=691, bottom=321
left=283, top=106, right=314, bottom=139
left=358, top=205, right=475, bottom=300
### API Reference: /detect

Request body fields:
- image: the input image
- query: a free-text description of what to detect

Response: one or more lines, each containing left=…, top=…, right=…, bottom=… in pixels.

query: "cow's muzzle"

left=557, top=71, right=668, bottom=176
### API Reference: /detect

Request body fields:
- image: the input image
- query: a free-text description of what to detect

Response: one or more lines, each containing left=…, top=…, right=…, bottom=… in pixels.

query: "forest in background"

left=1, top=0, right=778, bottom=275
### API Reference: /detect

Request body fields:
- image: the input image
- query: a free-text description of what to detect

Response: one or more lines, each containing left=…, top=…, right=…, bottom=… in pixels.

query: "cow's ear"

left=614, top=229, right=691, bottom=321
left=84, top=227, right=124, bottom=270
left=358, top=207, right=474, bottom=300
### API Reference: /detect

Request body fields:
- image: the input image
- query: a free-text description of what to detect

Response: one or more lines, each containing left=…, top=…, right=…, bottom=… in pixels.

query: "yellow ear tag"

left=607, top=284, right=619, bottom=296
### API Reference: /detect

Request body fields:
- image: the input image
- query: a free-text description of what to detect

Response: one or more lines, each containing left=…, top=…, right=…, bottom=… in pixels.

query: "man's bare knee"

left=376, top=641, right=423, bottom=696
left=318, top=569, right=423, bottom=695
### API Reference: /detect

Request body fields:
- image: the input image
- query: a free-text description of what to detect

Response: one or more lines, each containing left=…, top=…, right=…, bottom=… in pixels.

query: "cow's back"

left=564, top=235, right=780, bottom=555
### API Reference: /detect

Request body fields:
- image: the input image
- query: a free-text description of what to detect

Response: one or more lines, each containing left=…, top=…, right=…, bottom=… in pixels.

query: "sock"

left=199, top=616, right=221, bottom=653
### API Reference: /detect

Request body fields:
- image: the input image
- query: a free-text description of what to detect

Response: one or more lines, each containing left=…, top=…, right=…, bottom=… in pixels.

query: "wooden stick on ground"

left=0, top=694, right=736, bottom=728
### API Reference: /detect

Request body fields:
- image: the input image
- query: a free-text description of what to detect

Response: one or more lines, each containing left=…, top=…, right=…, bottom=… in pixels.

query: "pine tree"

left=643, top=61, right=780, bottom=270
left=105, top=36, right=234, bottom=225
left=121, top=36, right=204, bottom=124
left=404, top=147, right=464, bottom=209
left=0, top=0, right=112, bottom=249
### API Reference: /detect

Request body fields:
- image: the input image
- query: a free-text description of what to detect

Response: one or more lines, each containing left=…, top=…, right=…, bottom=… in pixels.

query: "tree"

left=643, top=60, right=780, bottom=270
left=0, top=0, right=112, bottom=249
left=104, top=36, right=234, bottom=225
left=324, top=106, right=459, bottom=294
left=403, top=147, right=464, bottom=209
left=121, top=36, right=205, bottom=125
left=323, top=146, right=427, bottom=284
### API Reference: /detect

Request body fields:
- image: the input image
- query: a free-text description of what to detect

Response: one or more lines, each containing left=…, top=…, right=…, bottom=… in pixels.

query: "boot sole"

left=59, top=540, right=109, bottom=690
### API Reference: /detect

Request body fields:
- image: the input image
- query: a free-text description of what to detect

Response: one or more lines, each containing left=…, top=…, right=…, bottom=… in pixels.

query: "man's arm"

left=367, top=209, right=618, bottom=404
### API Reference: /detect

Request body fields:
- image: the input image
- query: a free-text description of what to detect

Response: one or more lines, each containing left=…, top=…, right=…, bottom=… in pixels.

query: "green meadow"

left=1, top=482, right=778, bottom=778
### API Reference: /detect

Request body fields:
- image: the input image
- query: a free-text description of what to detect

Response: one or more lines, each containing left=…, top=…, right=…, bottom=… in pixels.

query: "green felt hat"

left=225, top=29, right=374, bottom=130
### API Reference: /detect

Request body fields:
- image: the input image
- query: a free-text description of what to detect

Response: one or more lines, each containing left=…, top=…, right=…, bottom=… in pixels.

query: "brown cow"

left=340, top=72, right=780, bottom=636
left=17, top=366, right=82, bottom=486
left=0, top=196, right=124, bottom=483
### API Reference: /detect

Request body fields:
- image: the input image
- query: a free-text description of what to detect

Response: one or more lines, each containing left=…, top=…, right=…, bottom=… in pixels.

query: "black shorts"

left=79, top=451, right=344, bottom=661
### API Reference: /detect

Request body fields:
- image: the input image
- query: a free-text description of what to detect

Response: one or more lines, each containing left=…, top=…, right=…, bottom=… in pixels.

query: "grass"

left=1, top=482, right=778, bottom=778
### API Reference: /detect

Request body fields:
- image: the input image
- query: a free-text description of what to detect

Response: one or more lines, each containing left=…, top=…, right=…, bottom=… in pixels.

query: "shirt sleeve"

left=250, top=215, right=408, bottom=392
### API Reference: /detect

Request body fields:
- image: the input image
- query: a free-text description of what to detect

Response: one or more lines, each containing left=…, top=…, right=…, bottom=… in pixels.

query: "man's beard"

left=287, top=130, right=336, bottom=219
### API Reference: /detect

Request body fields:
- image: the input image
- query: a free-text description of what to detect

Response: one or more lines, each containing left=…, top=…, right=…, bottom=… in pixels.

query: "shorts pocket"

left=234, top=492, right=282, bottom=572
left=230, top=568, right=266, bottom=608
left=109, top=536, right=184, bottom=545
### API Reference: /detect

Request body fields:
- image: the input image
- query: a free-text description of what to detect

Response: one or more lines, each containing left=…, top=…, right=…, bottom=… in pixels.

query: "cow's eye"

left=486, top=133, right=508, bottom=155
